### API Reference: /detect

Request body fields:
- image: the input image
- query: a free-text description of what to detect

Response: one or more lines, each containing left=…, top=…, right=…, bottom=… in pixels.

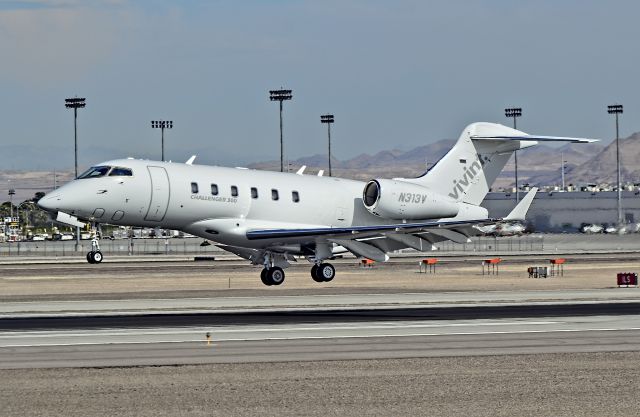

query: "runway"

left=2, top=260, right=640, bottom=416
left=1, top=301, right=639, bottom=368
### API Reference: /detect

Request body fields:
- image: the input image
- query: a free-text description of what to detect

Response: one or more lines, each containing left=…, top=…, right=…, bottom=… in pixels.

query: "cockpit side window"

left=108, top=167, right=133, bottom=177
left=78, top=166, right=111, bottom=179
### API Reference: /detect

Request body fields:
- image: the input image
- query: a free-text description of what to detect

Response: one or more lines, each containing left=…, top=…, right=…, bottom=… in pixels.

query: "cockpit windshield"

left=78, top=166, right=133, bottom=179
left=78, top=166, right=111, bottom=179
left=109, top=167, right=133, bottom=177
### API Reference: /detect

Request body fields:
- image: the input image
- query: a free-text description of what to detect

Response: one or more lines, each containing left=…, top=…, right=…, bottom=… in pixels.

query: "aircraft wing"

left=245, top=218, right=492, bottom=241
left=245, top=188, right=538, bottom=261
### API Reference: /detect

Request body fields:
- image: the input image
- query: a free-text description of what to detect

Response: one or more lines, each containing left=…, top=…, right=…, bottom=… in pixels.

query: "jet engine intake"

left=362, top=179, right=459, bottom=220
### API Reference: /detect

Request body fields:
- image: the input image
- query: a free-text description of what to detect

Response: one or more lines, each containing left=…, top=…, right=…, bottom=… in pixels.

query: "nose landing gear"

left=86, top=235, right=103, bottom=264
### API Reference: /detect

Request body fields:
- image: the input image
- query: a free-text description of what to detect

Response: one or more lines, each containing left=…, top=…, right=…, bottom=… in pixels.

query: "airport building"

left=483, top=191, right=640, bottom=232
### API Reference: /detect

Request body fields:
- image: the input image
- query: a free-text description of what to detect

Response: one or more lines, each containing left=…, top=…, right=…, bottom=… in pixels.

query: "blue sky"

left=0, top=0, right=638, bottom=170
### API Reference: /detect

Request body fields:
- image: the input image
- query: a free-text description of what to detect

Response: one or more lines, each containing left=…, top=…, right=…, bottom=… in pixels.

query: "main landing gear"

left=311, top=263, right=336, bottom=283
left=259, top=262, right=337, bottom=286
left=260, top=266, right=286, bottom=286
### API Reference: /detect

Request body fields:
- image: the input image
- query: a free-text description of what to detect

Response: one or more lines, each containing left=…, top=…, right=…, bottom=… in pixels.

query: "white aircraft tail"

left=405, top=122, right=596, bottom=206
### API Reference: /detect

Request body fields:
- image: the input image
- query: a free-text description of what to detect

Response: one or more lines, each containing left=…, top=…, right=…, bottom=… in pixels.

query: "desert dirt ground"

left=1, top=353, right=639, bottom=417
left=0, top=256, right=638, bottom=300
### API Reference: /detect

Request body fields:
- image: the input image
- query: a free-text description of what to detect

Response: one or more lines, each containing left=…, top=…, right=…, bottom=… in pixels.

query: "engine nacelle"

left=362, top=179, right=459, bottom=220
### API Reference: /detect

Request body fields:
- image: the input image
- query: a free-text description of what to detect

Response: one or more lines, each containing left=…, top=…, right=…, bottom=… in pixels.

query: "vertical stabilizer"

left=405, top=122, right=536, bottom=206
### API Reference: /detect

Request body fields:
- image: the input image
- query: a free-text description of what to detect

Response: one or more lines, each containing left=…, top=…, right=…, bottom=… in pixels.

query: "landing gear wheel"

left=311, top=264, right=324, bottom=282
left=87, top=252, right=95, bottom=264
left=317, top=263, right=336, bottom=282
left=260, top=268, right=272, bottom=286
left=267, top=267, right=285, bottom=286
left=91, top=251, right=103, bottom=263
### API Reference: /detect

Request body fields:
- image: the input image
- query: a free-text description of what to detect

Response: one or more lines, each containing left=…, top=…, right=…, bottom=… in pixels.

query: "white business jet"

left=38, top=122, right=596, bottom=286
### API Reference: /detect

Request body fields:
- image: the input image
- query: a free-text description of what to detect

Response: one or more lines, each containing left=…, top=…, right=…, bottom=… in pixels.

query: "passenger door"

left=145, top=166, right=170, bottom=221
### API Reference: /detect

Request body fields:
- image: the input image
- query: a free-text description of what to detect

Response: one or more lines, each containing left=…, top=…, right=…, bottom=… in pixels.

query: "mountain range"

left=249, top=135, right=624, bottom=189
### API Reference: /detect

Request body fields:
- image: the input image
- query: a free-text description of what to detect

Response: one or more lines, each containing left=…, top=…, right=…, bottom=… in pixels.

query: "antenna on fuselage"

left=317, top=170, right=324, bottom=176
left=296, top=165, right=307, bottom=175
left=186, top=155, right=197, bottom=165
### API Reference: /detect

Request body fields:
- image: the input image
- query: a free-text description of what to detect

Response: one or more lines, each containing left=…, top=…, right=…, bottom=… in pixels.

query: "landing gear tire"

left=87, top=251, right=103, bottom=264
left=313, top=263, right=336, bottom=282
left=261, top=267, right=285, bottom=286
left=267, top=267, right=285, bottom=286
left=311, top=264, right=323, bottom=282
left=260, top=268, right=271, bottom=286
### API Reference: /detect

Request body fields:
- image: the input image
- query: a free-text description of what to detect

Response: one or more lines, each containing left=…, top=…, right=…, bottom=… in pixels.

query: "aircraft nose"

left=37, top=193, right=62, bottom=213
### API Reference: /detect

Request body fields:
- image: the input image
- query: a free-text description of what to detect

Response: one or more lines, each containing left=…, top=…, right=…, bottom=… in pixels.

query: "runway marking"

left=2, top=327, right=640, bottom=348
left=0, top=321, right=559, bottom=338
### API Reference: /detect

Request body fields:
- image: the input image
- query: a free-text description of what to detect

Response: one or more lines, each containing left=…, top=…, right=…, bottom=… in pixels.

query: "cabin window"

left=292, top=191, right=300, bottom=203
left=251, top=187, right=258, bottom=199
left=271, top=189, right=279, bottom=201
left=231, top=186, right=238, bottom=197
left=109, top=167, right=133, bottom=177
left=211, top=184, right=218, bottom=195
left=191, top=182, right=199, bottom=194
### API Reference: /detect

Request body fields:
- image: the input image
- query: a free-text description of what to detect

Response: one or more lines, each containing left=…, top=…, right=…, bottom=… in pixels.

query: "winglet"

left=186, top=155, right=197, bottom=165
left=503, top=187, right=538, bottom=221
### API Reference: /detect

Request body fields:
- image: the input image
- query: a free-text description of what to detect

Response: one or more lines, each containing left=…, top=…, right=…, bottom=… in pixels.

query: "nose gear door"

left=144, top=166, right=170, bottom=221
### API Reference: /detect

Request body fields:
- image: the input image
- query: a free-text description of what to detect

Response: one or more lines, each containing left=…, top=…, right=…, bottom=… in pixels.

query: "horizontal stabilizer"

left=471, top=135, right=598, bottom=143
left=504, top=187, right=538, bottom=221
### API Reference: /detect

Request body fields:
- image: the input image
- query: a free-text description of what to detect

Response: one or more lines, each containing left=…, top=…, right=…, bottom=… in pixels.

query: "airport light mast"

left=320, top=114, right=335, bottom=177
left=608, top=104, right=624, bottom=226
left=65, top=96, right=86, bottom=252
left=505, top=107, right=522, bottom=201
left=269, top=89, right=293, bottom=172
left=8, top=188, right=15, bottom=220
left=151, top=120, right=173, bottom=162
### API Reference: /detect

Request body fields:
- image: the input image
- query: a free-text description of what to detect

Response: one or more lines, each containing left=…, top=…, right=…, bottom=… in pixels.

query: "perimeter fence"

left=0, top=235, right=544, bottom=257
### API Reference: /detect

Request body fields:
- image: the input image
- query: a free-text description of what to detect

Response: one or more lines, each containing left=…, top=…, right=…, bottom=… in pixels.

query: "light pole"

left=65, top=97, right=86, bottom=252
left=151, top=120, right=173, bottom=162
left=608, top=104, right=624, bottom=225
left=8, top=189, right=15, bottom=220
left=561, top=152, right=566, bottom=191
left=505, top=107, right=522, bottom=201
left=65, top=97, right=86, bottom=179
left=269, top=89, right=293, bottom=172
left=320, top=114, right=335, bottom=176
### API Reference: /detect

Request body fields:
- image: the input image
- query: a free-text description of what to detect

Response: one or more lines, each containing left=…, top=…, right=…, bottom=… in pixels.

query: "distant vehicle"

left=31, top=234, right=47, bottom=241
left=581, top=224, right=604, bottom=234
left=59, top=234, right=74, bottom=241
left=605, top=226, right=618, bottom=234
left=38, top=122, right=596, bottom=286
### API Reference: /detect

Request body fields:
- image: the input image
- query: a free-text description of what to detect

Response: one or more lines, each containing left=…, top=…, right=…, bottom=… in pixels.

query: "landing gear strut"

left=311, top=262, right=335, bottom=283
left=86, top=236, right=103, bottom=264
left=260, top=266, right=285, bottom=286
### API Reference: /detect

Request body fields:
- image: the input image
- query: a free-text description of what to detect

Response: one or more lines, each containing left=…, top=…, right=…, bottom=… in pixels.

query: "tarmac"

left=1, top=243, right=640, bottom=416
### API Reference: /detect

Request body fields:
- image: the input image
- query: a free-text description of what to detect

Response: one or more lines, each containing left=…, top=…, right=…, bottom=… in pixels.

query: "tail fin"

left=405, top=122, right=596, bottom=206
